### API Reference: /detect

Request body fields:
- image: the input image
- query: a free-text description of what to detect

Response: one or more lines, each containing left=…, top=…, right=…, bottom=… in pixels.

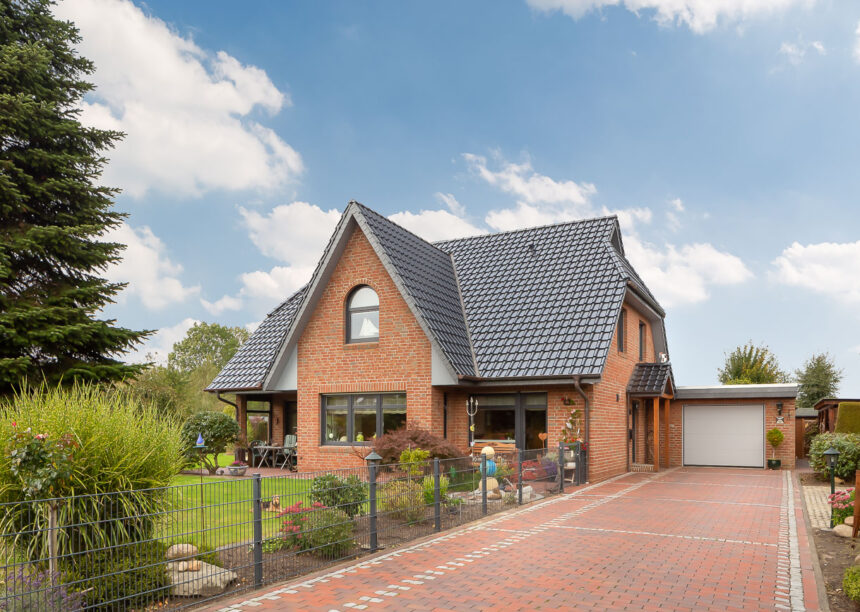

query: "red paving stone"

left=205, top=468, right=821, bottom=611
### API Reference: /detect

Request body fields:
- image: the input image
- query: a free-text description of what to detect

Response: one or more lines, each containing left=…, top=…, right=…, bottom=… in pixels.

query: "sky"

left=52, top=0, right=860, bottom=394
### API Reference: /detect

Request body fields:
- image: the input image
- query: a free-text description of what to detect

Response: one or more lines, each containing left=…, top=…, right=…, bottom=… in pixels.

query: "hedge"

left=809, top=432, right=860, bottom=481
left=836, top=403, right=860, bottom=434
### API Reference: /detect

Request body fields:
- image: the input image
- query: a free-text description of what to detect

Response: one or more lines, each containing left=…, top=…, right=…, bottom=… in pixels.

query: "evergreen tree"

left=0, top=0, right=148, bottom=391
left=718, top=342, right=789, bottom=385
left=795, top=353, right=842, bottom=412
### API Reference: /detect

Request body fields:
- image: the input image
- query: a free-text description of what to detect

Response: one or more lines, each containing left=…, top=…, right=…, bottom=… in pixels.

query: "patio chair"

left=276, top=434, right=298, bottom=471
left=249, top=440, right=268, bottom=468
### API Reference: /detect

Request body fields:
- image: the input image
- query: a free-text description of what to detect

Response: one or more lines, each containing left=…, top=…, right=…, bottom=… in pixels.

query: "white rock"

left=521, top=486, right=534, bottom=502
left=833, top=524, right=854, bottom=538
left=847, top=516, right=855, bottom=527
left=166, top=543, right=198, bottom=560
left=170, top=561, right=237, bottom=597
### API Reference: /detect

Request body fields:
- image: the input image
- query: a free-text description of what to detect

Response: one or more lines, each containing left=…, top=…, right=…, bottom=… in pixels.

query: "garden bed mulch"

left=800, top=473, right=859, bottom=612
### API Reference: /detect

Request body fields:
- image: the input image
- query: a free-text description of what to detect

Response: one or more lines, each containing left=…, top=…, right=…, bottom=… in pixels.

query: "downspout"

left=573, top=377, right=589, bottom=483
left=217, top=392, right=238, bottom=413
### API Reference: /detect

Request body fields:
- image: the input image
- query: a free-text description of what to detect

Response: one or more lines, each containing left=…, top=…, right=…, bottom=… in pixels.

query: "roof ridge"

left=433, top=214, right=619, bottom=246
left=350, top=200, right=451, bottom=257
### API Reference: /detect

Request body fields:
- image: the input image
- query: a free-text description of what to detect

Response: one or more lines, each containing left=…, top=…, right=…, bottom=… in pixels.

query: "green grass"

left=160, top=474, right=314, bottom=548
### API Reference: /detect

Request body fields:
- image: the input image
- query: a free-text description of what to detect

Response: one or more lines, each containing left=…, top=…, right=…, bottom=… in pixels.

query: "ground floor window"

left=322, top=393, right=406, bottom=444
left=472, top=393, right=547, bottom=450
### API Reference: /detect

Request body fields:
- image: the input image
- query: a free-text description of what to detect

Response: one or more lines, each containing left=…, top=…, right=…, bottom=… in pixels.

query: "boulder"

left=836, top=477, right=846, bottom=485
left=215, top=467, right=227, bottom=476
left=487, top=489, right=502, bottom=500
left=169, top=561, right=237, bottom=598
left=847, top=516, right=855, bottom=527
left=855, top=554, right=860, bottom=565
left=833, top=524, right=854, bottom=538
left=521, top=486, right=534, bottom=502
left=166, top=543, right=198, bottom=560
left=484, top=477, right=499, bottom=491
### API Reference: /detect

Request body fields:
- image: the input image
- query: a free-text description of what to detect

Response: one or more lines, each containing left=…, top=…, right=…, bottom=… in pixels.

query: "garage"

left=683, top=404, right=764, bottom=468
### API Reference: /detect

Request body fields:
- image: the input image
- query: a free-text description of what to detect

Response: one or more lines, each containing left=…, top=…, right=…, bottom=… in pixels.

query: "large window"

left=322, top=393, right=406, bottom=444
left=472, top=393, right=547, bottom=450
left=346, top=286, right=379, bottom=343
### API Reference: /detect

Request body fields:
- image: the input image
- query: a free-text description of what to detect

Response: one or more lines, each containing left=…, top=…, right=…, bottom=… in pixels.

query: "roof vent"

left=528, top=242, right=537, bottom=255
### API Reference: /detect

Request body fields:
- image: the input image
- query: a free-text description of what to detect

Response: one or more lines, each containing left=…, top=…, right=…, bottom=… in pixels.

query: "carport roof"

left=675, top=383, right=798, bottom=400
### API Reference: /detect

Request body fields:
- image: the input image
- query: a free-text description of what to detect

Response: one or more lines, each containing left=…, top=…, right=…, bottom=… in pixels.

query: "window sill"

left=319, top=444, right=371, bottom=452
left=344, top=342, right=379, bottom=350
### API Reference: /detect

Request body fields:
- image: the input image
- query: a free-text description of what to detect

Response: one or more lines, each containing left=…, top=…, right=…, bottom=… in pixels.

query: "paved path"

left=208, top=468, right=821, bottom=611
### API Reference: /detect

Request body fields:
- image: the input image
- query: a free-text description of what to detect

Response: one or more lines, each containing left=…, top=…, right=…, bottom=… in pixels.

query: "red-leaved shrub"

left=372, top=422, right=465, bottom=464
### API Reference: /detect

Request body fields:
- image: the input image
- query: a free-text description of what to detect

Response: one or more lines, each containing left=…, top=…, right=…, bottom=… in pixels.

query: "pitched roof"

left=353, top=203, right=477, bottom=376
left=436, top=217, right=634, bottom=378
left=627, top=362, right=674, bottom=396
left=208, top=203, right=664, bottom=391
left=206, top=287, right=307, bottom=391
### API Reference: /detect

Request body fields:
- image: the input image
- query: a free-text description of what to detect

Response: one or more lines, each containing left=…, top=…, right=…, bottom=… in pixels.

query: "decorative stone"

left=215, top=467, right=227, bottom=476
left=847, top=516, right=855, bottom=527
left=166, top=543, right=198, bottom=560
left=521, top=486, right=534, bottom=502
left=836, top=477, right=846, bottom=485
left=854, top=554, right=860, bottom=565
left=481, top=446, right=495, bottom=458
left=487, top=489, right=502, bottom=500
left=169, top=561, right=237, bottom=597
left=833, top=524, right=854, bottom=538
left=484, top=477, right=499, bottom=491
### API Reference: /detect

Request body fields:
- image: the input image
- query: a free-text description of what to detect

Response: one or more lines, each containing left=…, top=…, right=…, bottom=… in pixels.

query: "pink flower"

left=10, top=422, right=16, bottom=428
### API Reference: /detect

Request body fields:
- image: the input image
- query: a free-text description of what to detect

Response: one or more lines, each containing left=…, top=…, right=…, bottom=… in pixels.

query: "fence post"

left=369, top=461, right=378, bottom=552
left=252, top=473, right=263, bottom=589
left=574, top=441, right=582, bottom=486
left=481, top=454, right=488, bottom=516
left=558, top=442, right=565, bottom=494
left=517, top=449, right=524, bottom=505
left=433, top=458, right=441, bottom=532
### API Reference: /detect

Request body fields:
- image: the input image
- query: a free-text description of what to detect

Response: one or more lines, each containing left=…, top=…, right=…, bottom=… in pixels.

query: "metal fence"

left=0, top=443, right=585, bottom=611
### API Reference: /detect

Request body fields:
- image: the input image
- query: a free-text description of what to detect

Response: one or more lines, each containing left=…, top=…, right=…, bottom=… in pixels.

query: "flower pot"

left=228, top=466, right=247, bottom=476
left=767, top=459, right=781, bottom=470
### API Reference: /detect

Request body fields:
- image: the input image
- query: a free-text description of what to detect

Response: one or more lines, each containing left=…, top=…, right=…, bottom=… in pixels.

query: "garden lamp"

left=364, top=450, right=382, bottom=466
left=824, top=446, right=841, bottom=527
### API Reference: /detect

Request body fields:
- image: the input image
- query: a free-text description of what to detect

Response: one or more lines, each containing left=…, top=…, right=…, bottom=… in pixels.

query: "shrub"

left=181, top=411, right=239, bottom=474
left=372, top=423, right=464, bottom=464
left=399, top=448, right=430, bottom=478
left=379, top=479, right=424, bottom=523
left=422, top=474, right=449, bottom=505
left=494, top=457, right=513, bottom=482
left=61, top=540, right=170, bottom=610
left=309, top=474, right=368, bottom=518
left=804, top=421, right=819, bottom=454
left=836, top=403, right=860, bottom=434
left=0, top=384, right=185, bottom=559
left=766, top=428, right=784, bottom=456
left=274, top=502, right=355, bottom=558
left=809, top=433, right=860, bottom=481
left=828, top=488, right=855, bottom=525
left=2, top=568, right=84, bottom=612
left=845, top=565, right=860, bottom=602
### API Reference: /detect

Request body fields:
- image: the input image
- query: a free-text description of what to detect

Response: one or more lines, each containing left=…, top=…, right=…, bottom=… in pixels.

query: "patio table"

left=253, top=445, right=284, bottom=468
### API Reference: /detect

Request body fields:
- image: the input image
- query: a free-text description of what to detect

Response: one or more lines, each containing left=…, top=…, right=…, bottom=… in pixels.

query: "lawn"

left=160, top=473, right=314, bottom=548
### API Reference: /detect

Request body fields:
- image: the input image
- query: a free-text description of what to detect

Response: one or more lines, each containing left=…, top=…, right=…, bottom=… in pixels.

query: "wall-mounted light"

left=616, top=393, right=620, bottom=402
left=776, top=402, right=783, bottom=416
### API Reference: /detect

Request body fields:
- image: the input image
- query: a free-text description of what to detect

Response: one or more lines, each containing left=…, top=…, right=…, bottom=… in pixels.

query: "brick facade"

left=295, top=226, right=436, bottom=472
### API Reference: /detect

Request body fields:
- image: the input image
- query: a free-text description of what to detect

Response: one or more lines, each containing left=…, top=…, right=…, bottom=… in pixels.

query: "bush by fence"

left=1, top=443, right=586, bottom=611
left=809, top=432, right=860, bottom=481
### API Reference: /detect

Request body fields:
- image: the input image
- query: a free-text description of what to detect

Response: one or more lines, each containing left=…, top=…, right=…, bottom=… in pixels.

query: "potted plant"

left=766, top=428, right=784, bottom=470
left=228, top=460, right=248, bottom=476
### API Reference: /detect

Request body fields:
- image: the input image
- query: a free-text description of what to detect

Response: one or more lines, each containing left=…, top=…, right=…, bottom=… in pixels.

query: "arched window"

left=346, top=286, right=379, bottom=343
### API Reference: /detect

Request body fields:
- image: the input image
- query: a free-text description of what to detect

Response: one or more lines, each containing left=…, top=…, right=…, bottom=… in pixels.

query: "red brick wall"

left=590, top=301, right=655, bottom=482
left=667, top=397, right=796, bottom=469
left=296, top=227, right=435, bottom=472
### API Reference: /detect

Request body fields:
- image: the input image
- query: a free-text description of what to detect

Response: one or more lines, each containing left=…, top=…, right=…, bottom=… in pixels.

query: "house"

left=207, top=201, right=797, bottom=480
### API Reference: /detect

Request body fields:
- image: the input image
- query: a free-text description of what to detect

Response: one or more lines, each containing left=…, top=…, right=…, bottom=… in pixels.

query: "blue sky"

left=55, top=0, right=860, bottom=393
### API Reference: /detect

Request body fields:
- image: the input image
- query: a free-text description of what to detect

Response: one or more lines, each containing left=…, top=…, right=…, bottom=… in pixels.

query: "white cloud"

left=436, top=192, right=466, bottom=217
left=625, top=239, right=753, bottom=306
left=240, top=202, right=341, bottom=266
left=55, top=0, right=302, bottom=198
left=240, top=265, right=316, bottom=302
left=201, top=294, right=243, bottom=316
left=127, top=317, right=199, bottom=364
left=527, top=0, right=812, bottom=34
left=772, top=241, right=860, bottom=304
left=778, top=38, right=826, bottom=65
left=855, top=20, right=860, bottom=63
left=466, top=152, right=752, bottom=306
left=388, top=209, right=487, bottom=242
left=104, top=222, right=199, bottom=309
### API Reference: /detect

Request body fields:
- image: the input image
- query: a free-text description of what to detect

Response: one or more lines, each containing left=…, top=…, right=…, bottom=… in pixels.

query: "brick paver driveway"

left=209, top=468, right=821, bottom=611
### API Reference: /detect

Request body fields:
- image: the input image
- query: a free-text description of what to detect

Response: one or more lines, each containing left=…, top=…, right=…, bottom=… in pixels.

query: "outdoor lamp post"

left=823, top=446, right=841, bottom=528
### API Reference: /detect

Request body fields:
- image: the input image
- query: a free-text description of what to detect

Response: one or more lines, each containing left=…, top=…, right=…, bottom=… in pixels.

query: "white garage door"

left=683, top=404, right=764, bottom=468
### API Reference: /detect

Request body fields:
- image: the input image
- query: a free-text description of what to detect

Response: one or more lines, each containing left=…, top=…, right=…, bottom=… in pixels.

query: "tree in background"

left=795, top=353, right=842, bottom=412
left=718, top=342, right=789, bottom=385
left=124, top=322, right=249, bottom=419
left=167, top=322, right=249, bottom=374
left=0, top=0, right=148, bottom=393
